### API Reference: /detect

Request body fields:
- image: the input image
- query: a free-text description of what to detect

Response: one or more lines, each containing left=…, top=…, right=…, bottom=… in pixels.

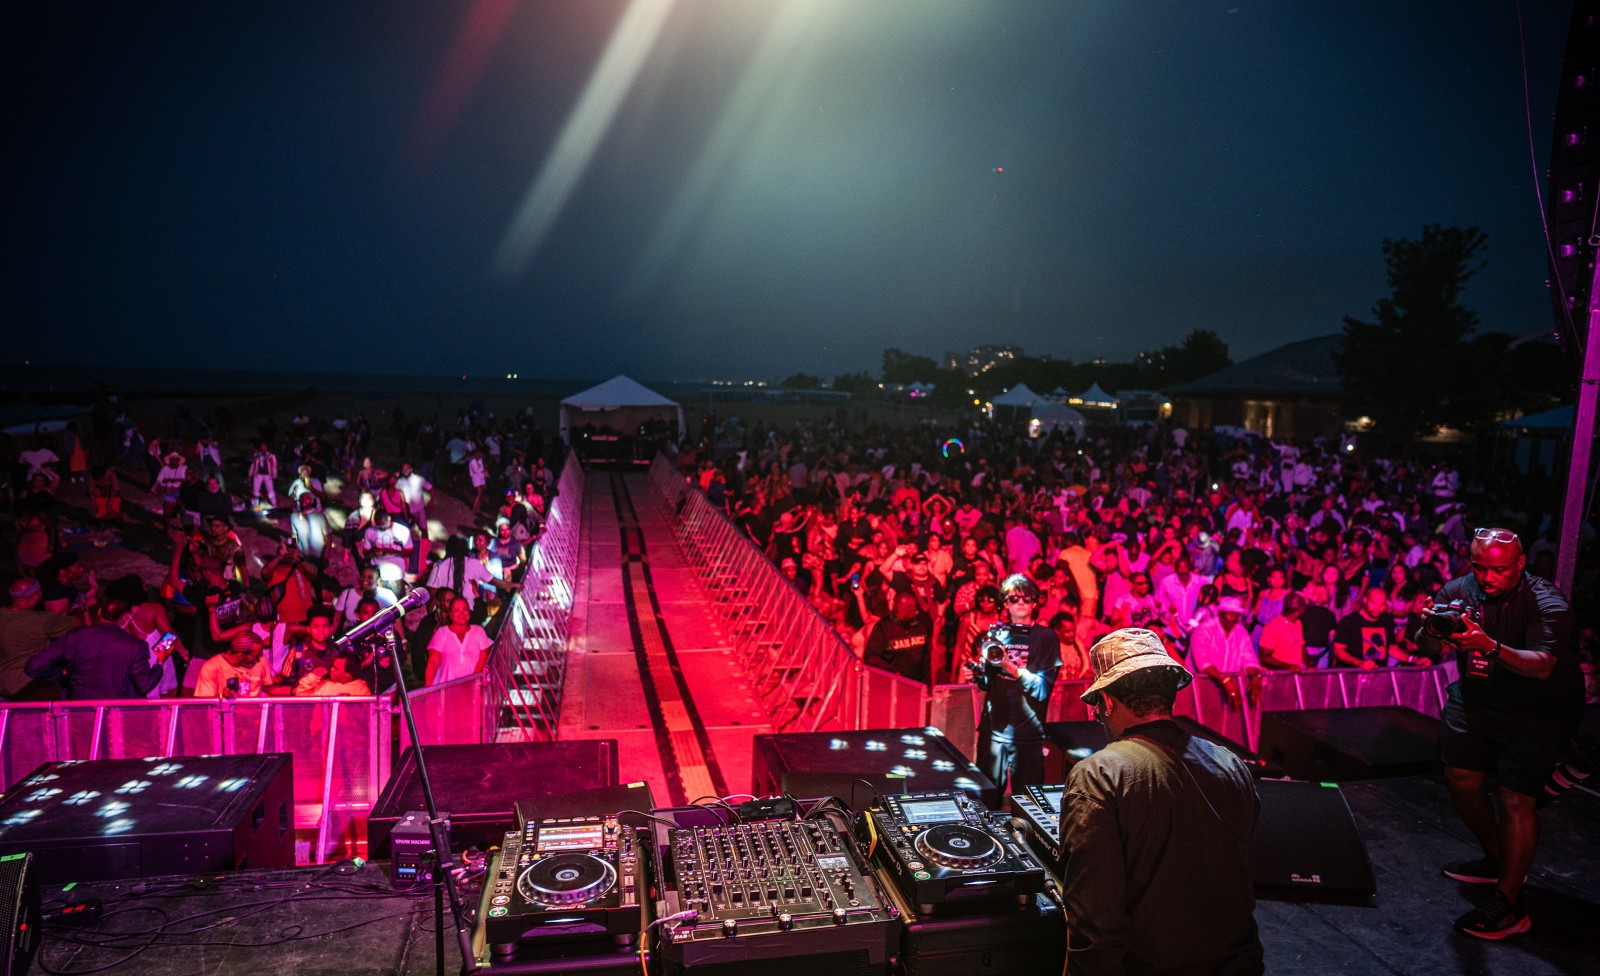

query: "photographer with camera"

left=1419, top=527, right=1584, bottom=940
left=967, top=574, right=1061, bottom=791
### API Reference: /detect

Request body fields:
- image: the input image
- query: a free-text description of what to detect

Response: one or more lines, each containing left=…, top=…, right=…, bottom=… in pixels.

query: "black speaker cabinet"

left=0, top=753, right=294, bottom=884
left=370, top=740, right=619, bottom=857
left=0, top=853, right=39, bottom=976
left=752, top=727, right=998, bottom=809
left=1252, top=779, right=1376, bottom=900
left=1258, top=707, right=1439, bottom=781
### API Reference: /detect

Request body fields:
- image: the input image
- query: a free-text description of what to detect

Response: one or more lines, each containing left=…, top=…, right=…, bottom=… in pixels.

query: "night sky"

left=5, top=1, right=1574, bottom=384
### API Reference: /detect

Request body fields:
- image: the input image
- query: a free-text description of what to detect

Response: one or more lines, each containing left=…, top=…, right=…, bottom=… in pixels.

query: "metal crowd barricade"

left=647, top=456, right=887, bottom=732
left=0, top=696, right=387, bottom=863
left=483, top=458, right=586, bottom=739
left=1046, top=664, right=1454, bottom=752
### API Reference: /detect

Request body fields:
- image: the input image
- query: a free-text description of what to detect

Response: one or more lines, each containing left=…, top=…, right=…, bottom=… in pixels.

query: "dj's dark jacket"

left=1058, top=719, right=1263, bottom=976
left=1420, top=572, right=1581, bottom=716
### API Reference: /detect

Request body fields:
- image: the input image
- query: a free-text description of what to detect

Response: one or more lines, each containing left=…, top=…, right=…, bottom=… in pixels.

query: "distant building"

left=944, top=344, right=1025, bottom=377
left=1166, top=334, right=1343, bottom=441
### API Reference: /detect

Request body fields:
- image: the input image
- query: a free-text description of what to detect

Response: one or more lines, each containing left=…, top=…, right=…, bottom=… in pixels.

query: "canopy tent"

left=559, top=375, right=685, bottom=444
left=1499, top=404, right=1575, bottom=431
left=988, top=382, right=1041, bottom=421
left=1073, top=383, right=1119, bottom=409
left=1030, top=403, right=1087, bottom=439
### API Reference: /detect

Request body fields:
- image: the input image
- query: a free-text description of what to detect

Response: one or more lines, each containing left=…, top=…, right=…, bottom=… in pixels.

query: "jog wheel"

left=517, top=853, right=617, bottom=907
left=914, top=824, right=1002, bottom=870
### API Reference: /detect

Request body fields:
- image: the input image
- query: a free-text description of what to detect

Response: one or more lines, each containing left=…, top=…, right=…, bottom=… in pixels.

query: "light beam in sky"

left=493, top=0, right=676, bottom=280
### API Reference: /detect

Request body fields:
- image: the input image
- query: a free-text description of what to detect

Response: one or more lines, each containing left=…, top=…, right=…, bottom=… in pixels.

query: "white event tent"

left=559, top=375, right=685, bottom=444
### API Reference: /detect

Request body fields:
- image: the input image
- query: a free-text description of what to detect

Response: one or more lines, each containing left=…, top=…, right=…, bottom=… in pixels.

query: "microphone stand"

left=382, top=612, right=481, bottom=976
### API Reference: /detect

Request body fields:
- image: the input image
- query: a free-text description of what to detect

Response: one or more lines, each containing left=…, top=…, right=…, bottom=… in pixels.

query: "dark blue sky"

left=4, top=1, right=1574, bottom=383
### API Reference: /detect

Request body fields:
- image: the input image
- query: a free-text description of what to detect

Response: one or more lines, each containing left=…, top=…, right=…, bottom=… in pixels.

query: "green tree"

left=1334, top=224, right=1489, bottom=444
left=881, top=347, right=940, bottom=384
left=831, top=371, right=877, bottom=394
left=780, top=372, right=821, bottom=390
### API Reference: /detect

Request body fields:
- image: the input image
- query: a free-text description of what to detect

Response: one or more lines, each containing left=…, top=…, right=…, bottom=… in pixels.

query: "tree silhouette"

left=1334, top=224, right=1488, bottom=444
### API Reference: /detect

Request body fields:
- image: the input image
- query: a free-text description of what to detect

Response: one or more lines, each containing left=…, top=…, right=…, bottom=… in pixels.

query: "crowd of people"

left=677, top=414, right=1598, bottom=704
left=1, top=398, right=559, bottom=704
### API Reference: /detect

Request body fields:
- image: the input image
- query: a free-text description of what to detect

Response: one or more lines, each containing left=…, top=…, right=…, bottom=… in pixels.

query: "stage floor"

left=30, top=774, right=1598, bottom=975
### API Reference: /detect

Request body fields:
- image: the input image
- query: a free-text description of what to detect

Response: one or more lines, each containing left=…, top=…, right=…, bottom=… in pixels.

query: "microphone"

left=335, top=587, right=431, bottom=647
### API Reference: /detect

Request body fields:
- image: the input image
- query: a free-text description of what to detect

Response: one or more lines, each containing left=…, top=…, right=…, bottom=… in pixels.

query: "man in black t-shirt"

left=1417, top=528, right=1583, bottom=940
left=862, top=592, right=931, bottom=684
left=968, top=575, right=1061, bottom=791
left=1332, top=588, right=1427, bottom=669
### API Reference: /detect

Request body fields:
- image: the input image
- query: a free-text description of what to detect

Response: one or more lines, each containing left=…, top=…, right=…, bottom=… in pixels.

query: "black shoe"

left=1454, top=890, right=1531, bottom=940
left=1441, top=856, right=1499, bottom=885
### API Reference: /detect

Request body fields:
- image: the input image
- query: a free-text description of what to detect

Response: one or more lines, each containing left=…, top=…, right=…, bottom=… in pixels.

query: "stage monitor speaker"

left=1258, top=707, right=1439, bottom=781
left=0, top=754, right=294, bottom=884
left=753, top=727, right=998, bottom=809
left=370, top=740, right=618, bottom=858
left=1252, top=779, right=1376, bottom=900
left=0, top=853, right=40, bottom=976
left=1043, top=717, right=1277, bottom=781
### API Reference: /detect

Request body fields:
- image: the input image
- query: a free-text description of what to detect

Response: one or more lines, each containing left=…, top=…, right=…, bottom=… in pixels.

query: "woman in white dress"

left=424, top=593, right=492, bottom=685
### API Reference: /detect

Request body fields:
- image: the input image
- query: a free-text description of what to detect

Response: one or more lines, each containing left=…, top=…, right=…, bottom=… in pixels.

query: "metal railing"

left=1045, top=663, right=1455, bottom=752
left=483, top=458, right=586, bottom=739
left=648, top=456, right=866, bottom=731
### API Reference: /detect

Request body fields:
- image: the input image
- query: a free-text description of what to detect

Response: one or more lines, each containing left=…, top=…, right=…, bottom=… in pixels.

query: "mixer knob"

left=722, top=919, right=738, bottom=937
left=779, top=913, right=793, bottom=931
left=833, top=908, right=848, bottom=925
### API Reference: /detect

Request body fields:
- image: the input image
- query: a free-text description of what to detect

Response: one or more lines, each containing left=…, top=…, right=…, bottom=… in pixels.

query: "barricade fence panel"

left=485, top=457, right=586, bottom=740
left=648, top=455, right=928, bottom=733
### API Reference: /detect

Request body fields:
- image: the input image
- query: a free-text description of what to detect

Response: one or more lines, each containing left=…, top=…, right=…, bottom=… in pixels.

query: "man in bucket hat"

left=1188, top=595, right=1263, bottom=707
left=1058, top=628, right=1263, bottom=976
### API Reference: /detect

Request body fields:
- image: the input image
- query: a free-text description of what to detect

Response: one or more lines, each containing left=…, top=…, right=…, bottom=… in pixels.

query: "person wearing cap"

left=0, top=578, right=76, bottom=700
left=1061, top=627, right=1263, bottom=976
left=967, top=574, right=1061, bottom=791
left=1417, top=527, right=1584, bottom=940
left=1187, top=595, right=1263, bottom=707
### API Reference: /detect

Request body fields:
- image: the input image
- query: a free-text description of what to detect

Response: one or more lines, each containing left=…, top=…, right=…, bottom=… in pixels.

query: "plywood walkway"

left=557, top=471, right=771, bottom=805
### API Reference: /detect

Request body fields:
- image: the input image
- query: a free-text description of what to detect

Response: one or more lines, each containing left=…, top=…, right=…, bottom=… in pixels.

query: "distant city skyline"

left=6, top=1, right=1574, bottom=381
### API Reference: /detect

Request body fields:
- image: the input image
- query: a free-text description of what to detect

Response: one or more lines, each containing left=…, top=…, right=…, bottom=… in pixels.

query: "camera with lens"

left=1423, top=599, right=1471, bottom=638
left=978, top=624, right=1014, bottom=666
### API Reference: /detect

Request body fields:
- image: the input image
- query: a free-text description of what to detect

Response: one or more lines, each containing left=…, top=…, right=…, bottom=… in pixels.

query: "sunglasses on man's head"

left=1473, top=528, right=1517, bottom=545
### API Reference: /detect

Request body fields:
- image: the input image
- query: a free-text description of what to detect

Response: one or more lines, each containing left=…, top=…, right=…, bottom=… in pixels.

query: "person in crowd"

left=1333, top=587, right=1429, bottom=670
left=1155, top=555, right=1208, bottom=641
left=1188, top=595, right=1263, bottom=706
left=1258, top=593, right=1308, bottom=672
left=1050, top=610, right=1093, bottom=681
left=248, top=441, right=279, bottom=507
left=395, top=460, right=432, bottom=530
left=192, top=632, right=277, bottom=699
left=273, top=606, right=341, bottom=693
left=106, top=575, right=186, bottom=698
left=87, top=462, right=123, bottom=524
left=1422, top=527, right=1585, bottom=940
left=262, top=537, right=318, bottom=625
left=950, top=585, right=1001, bottom=686
left=192, top=475, right=233, bottom=524
left=1061, top=627, right=1263, bottom=976
left=288, top=491, right=330, bottom=565
left=287, top=464, right=325, bottom=511
left=968, top=574, right=1061, bottom=791
left=296, top=649, right=372, bottom=697
left=862, top=591, right=932, bottom=684
left=37, top=553, right=94, bottom=618
left=424, top=593, right=492, bottom=685
left=426, top=535, right=514, bottom=620
left=154, top=450, right=188, bottom=524
left=26, top=598, right=176, bottom=700
left=0, top=578, right=75, bottom=701
left=14, top=506, right=58, bottom=578
left=361, top=509, right=415, bottom=583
